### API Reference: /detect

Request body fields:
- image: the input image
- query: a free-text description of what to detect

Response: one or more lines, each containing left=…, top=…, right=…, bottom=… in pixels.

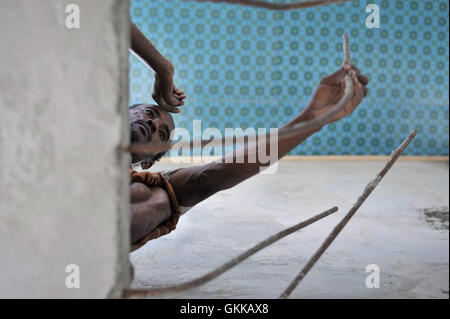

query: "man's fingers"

left=363, top=86, right=368, bottom=97
left=350, top=64, right=361, bottom=75
left=320, top=64, right=369, bottom=88
left=172, top=92, right=186, bottom=104
left=351, top=72, right=364, bottom=110
left=159, top=95, right=182, bottom=112
left=174, top=88, right=186, bottom=101
left=358, top=74, right=369, bottom=86
left=158, top=103, right=179, bottom=113
left=153, top=94, right=179, bottom=113
left=162, top=104, right=180, bottom=113
left=160, top=106, right=180, bottom=113
left=162, top=91, right=182, bottom=106
left=174, top=87, right=184, bottom=95
left=349, top=69, right=368, bottom=100
left=320, top=67, right=347, bottom=85
left=347, top=65, right=371, bottom=87
left=155, top=73, right=182, bottom=106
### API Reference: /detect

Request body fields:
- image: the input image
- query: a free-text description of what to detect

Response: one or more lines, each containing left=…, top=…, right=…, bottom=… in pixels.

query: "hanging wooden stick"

left=279, top=130, right=417, bottom=299
left=190, top=0, right=352, bottom=10
left=122, top=206, right=338, bottom=298
left=127, top=34, right=354, bottom=156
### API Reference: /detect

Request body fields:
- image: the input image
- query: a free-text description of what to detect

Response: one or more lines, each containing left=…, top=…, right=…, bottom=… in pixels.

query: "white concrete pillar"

left=0, top=0, right=131, bottom=298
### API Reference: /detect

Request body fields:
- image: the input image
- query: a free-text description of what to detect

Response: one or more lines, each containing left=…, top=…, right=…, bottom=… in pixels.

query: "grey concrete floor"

left=130, top=160, right=449, bottom=299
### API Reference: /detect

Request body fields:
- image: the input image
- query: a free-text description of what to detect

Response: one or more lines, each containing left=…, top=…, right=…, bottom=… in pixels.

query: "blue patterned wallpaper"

left=129, top=0, right=449, bottom=155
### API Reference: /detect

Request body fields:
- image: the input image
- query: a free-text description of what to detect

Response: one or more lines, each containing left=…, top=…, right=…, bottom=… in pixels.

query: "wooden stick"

left=190, top=0, right=352, bottom=10
left=279, top=130, right=417, bottom=299
left=122, top=206, right=338, bottom=298
left=343, top=33, right=350, bottom=66
left=127, top=34, right=354, bottom=155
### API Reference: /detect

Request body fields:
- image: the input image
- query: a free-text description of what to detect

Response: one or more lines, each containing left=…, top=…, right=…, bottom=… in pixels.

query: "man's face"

left=129, top=104, right=174, bottom=165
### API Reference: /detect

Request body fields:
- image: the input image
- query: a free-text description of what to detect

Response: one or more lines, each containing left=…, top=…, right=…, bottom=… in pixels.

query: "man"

left=129, top=23, right=369, bottom=249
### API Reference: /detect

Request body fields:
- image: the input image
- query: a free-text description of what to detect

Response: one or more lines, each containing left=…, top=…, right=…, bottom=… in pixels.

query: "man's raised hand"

left=152, top=60, right=186, bottom=114
left=303, top=65, right=369, bottom=124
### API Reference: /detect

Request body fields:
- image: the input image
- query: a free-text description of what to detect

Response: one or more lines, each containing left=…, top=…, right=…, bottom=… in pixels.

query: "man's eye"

left=145, top=109, right=153, bottom=118
left=159, top=131, right=166, bottom=140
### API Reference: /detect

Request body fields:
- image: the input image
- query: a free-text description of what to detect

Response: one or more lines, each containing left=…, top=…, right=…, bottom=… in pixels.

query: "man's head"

left=129, top=103, right=175, bottom=167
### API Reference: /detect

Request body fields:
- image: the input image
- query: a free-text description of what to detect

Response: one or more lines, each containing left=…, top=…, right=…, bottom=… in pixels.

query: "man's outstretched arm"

left=168, top=65, right=369, bottom=207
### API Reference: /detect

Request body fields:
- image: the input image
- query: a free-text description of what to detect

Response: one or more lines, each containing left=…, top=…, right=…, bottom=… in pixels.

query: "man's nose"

left=147, top=119, right=159, bottom=134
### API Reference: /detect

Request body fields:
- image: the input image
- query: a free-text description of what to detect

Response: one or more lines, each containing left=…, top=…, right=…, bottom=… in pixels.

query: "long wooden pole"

left=279, top=130, right=417, bottom=299
left=123, top=206, right=338, bottom=298
left=191, top=0, right=352, bottom=10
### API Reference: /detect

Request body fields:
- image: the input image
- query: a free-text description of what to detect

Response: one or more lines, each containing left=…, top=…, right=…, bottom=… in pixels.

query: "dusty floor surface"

left=130, top=160, right=449, bottom=298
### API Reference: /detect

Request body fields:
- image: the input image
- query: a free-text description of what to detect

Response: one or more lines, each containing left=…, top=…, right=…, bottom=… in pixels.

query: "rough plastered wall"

left=0, top=0, right=131, bottom=298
